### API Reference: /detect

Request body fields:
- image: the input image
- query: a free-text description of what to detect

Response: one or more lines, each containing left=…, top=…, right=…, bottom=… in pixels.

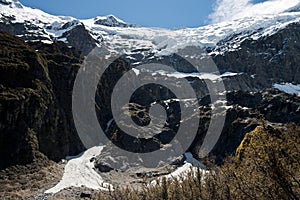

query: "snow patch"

left=151, top=152, right=208, bottom=186
left=132, top=68, right=140, bottom=76
left=105, top=119, right=114, bottom=133
left=45, top=146, right=111, bottom=194
left=273, top=83, right=300, bottom=95
left=152, top=70, right=242, bottom=81
left=211, top=100, right=233, bottom=110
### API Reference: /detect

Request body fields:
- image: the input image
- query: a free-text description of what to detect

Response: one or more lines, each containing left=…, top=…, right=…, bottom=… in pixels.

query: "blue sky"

left=18, top=0, right=215, bottom=28
left=18, top=0, right=269, bottom=28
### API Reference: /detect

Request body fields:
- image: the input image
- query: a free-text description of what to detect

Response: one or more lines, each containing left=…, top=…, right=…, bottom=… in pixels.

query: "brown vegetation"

left=95, top=124, right=300, bottom=200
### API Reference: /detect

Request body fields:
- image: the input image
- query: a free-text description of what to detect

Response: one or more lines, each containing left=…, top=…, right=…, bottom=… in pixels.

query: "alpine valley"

left=0, top=0, right=299, bottom=199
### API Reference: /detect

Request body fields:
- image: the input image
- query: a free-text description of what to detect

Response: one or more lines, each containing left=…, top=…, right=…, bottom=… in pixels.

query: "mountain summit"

left=93, top=15, right=134, bottom=27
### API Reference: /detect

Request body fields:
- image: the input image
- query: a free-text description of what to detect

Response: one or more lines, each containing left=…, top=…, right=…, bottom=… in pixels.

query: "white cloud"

left=209, top=0, right=300, bottom=24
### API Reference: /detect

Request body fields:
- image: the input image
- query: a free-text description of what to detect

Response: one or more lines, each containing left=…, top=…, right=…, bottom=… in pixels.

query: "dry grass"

left=95, top=124, right=300, bottom=200
left=0, top=158, right=64, bottom=199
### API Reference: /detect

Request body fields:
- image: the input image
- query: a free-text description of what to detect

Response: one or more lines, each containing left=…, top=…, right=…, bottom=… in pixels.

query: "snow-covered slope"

left=273, top=83, right=300, bottom=95
left=93, top=15, right=134, bottom=27
left=0, top=0, right=78, bottom=42
left=1, top=0, right=300, bottom=55
left=80, top=11, right=300, bottom=56
left=0, top=0, right=132, bottom=43
left=45, top=146, right=111, bottom=194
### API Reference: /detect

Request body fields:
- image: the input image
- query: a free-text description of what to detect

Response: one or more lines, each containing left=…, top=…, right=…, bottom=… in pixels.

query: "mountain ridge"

left=1, top=0, right=300, bottom=55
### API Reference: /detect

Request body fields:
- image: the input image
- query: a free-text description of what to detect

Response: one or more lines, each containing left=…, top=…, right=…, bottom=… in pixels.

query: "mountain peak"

left=93, top=15, right=133, bottom=27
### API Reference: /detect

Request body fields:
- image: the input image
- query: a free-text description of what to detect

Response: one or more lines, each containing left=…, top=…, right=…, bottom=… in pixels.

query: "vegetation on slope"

left=96, top=124, right=300, bottom=200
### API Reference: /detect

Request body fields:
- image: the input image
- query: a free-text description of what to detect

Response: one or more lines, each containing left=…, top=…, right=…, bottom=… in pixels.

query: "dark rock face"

left=96, top=161, right=114, bottom=173
left=58, top=24, right=99, bottom=56
left=80, top=192, right=92, bottom=198
left=0, top=31, right=84, bottom=169
left=91, top=43, right=300, bottom=170
left=0, top=0, right=22, bottom=8
left=96, top=71, right=300, bottom=168
left=0, top=16, right=99, bottom=56
left=0, top=31, right=52, bottom=168
left=0, top=0, right=10, bottom=5
left=259, top=89, right=300, bottom=123
left=206, top=89, right=300, bottom=163
left=212, top=23, right=300, bottom=85
left=91, top=21, right=300, bottom=168
left=0, top=16, right=50, bottom=42
left=28, top=41, right=86, bottom=161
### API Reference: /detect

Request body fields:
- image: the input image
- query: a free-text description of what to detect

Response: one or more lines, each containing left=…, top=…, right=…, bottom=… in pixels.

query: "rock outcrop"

left=212, top=23, right=300, bottom=85
left=0, top=31, right=84, bottom=169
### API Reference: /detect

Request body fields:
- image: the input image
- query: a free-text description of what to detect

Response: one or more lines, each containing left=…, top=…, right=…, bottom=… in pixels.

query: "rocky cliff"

left=0, top=0, right=300, bottom=170
left=0, top=31, right=84, bottom=169
left=212, top=22, right=300, bottom=86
